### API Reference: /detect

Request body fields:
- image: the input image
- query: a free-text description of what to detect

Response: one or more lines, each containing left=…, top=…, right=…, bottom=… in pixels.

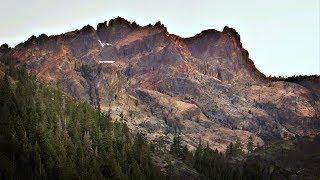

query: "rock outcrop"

left=3, top=17, right=319, bottom=151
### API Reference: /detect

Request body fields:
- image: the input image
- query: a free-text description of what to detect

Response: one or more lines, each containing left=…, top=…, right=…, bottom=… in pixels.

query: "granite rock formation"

left=2, top=17, right=319, bottom=151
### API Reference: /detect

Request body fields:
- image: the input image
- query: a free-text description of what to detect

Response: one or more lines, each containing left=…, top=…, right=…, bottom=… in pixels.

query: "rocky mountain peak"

left=24, top=35, right=37, bottom=45
left=97, top=21, right=108, bottom=29
left=0, top=43, right=10, bottom=51
left=0, top=43, right=10, bottom=56
left=80, top=24, right=96, bottom=33
left=2, top=17, right=319, bottom=153
left=38, top=33, right=49, bottom=39
left=222, top=26, right=248, bottom=56
left=96, top=17, right=141, bottom=43
left=154, top=21, right=167, bottom=31
left=108, top=16, right=132, bottom=26
left=222, top=26, right=241, bottom=42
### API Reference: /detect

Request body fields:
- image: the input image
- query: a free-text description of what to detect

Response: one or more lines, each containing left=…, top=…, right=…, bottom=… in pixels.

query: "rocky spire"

left=0, top=43, right=10, bottom=55
left=222, top=26, right=241, bottom=47
left=80, top=25, right=95, bottom=34
left=108, top=16, right=132, bottom=27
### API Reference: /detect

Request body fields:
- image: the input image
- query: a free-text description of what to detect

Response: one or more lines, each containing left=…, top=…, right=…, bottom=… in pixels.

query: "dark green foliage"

left=169, top=135, right=183, bottom=158
left=0, top=64, right=161, bottom=179
left=0, top=60, right=306, bottom=179
left=226, top=138, right=244, bottom=157
left=247, top=135, right=254, bottom=153
left=169, top=138, right=278, bottom=180
left=193, top=143, right=237, bottom=180
left=247, top=136, right=320, bottom=179
left=169, top=135, right=193, bottom=164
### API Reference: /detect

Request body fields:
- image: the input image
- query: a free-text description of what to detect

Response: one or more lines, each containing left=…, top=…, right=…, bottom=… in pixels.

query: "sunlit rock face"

left=4, top=17, right=320, bottom=151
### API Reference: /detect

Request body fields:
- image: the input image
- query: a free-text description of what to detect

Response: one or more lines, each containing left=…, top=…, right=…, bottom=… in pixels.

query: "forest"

left=0, top=63, right=161, bottom=179
left=0, top=60, right=317, bottom=179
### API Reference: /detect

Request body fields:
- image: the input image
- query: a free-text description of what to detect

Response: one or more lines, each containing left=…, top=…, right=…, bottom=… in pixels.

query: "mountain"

left=246, top=136, right=320, bottom=179
left=0, top=58, right=286, bottom=179
left=0, top=65, right=163, bottom=179
left=1, top=16, right=319, bottom=152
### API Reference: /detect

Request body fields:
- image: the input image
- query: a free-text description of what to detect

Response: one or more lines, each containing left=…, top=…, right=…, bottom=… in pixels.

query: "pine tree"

left=226, top=142, right=234, bottom=157
left=194, top=142, right=203, bottom=170
left=234, top=138, right=244, bottom=156
left=247, top=135, right=254, bottom=153
left=132, top=160, right=145, bottom=180
left=170, top=135, right=183, bottom=159
left=83, top=131, right=93, bottom=155
left=0, top=63, right=164, bottom=179
left=34, top=142, right=43, bottom=177
left=226, top=138, right=244, bottom=157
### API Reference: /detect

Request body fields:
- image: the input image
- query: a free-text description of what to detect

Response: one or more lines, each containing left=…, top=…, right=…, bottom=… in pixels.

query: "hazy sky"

left=0, top=0, right=319, bottom=76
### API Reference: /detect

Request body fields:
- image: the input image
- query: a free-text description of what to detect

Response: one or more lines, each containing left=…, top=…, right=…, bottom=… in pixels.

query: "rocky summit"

left=2, top=16, right=319, bottom=151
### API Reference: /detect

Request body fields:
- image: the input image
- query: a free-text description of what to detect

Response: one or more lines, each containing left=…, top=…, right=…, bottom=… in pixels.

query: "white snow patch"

left=99, top=61, right=115, bottom=64
left=98, top=40, right=112, bottom=47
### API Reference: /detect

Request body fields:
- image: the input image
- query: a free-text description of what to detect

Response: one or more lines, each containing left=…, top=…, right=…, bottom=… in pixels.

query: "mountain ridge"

left=3, top=18, right=318, bottom=79
left=1, top=16, right=319, bottom=152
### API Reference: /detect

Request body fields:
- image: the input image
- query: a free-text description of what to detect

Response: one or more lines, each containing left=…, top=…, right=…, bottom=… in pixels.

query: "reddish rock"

left=3, top=17, right=319, bottom=151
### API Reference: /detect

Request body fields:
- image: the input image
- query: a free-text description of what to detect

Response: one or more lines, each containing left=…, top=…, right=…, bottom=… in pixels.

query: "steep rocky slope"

left=2, top=17, right=319, bottom=151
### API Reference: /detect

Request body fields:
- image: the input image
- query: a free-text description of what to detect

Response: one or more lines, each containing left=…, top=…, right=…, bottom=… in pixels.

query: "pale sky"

left=0, top=0, right=319, bottom=76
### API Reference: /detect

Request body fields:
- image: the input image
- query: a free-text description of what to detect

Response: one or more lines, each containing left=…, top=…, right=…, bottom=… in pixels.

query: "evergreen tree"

left=226, top=138, right=244, bottom=157
left=226, top=142, right=234, bottom=157
left=0, top=60, right=276, bottom=180
left=247, top=135, right=254, bottom=153
left=234, top=138, right=244, bottom=156
left=170, top=135, right=184, bottom=159
left=0, top=63, right=163, bottom=179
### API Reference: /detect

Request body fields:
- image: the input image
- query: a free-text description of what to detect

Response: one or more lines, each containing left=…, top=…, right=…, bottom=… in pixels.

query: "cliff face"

left=3, top=17, right=319, bottom=151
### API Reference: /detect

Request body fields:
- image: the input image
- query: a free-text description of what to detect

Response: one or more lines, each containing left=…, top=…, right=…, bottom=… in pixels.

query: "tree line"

left=169, top=135, right=289, bottom=180
left=0, top=58, right=291, bottom=179
left=0, top=62, right=161, bottom=179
